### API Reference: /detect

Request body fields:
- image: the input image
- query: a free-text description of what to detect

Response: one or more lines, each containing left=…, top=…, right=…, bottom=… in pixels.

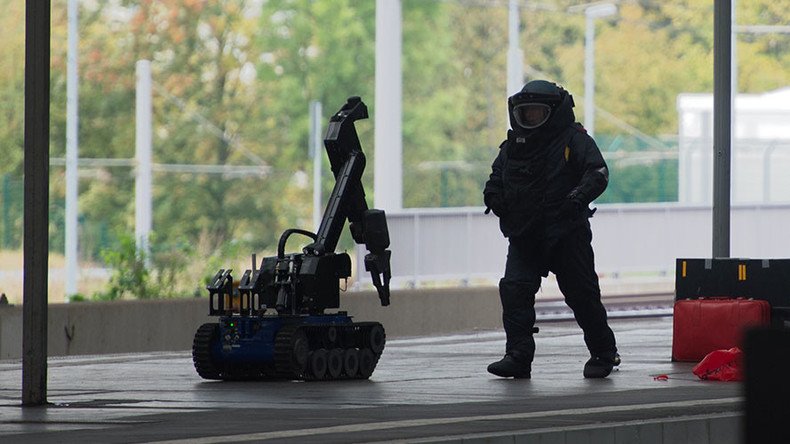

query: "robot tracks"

left=192, top=321, right=386, bottom=381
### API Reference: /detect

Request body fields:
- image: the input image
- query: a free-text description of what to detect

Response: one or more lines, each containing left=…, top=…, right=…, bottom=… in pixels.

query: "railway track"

left=535, top=292, right=675, bottom=321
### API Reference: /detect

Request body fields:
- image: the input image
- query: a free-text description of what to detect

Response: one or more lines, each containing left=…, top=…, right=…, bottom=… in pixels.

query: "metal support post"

left=23, top=0, right=51, bottom=406
left=712, top=0, right=732, bottom=258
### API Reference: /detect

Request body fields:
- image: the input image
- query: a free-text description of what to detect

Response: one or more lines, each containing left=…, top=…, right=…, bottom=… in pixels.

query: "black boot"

left=583, top=353, right=621, bottom=378
left=487, top=354, right=531, bottom=378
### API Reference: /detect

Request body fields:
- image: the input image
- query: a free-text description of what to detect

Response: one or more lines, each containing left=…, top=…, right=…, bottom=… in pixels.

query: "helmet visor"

left=512, top=103, right=551, bottom=129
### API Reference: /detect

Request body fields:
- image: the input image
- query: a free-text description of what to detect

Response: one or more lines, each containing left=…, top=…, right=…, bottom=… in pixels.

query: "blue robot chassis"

left=192, top=97, right=391, bottom=381
left=193, top=314, right=386, bottom=380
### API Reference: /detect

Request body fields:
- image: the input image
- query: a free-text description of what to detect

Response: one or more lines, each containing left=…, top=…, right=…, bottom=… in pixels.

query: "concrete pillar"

left=374, top=0, right=403, bottom=211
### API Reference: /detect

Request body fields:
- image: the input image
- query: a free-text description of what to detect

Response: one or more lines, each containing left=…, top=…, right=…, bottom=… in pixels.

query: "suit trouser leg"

left=499, top=240, right=542, bottom=363
left=553, top=227, right=617, bottom=358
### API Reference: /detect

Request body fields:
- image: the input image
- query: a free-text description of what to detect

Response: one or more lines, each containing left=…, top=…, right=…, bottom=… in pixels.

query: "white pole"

left=731, top=0, right=737, bottom=98
left=135, top=60, right=153, bottom=262
left=507, top=0, right=524, bottom=96
left=310, top=101, right=323, bottom=232
left=731, top=0, right=737, bottom=151
left=65, top=0, right=79, bottom=298
left=374, top=0, right=402, bottom=211
left=584, top=12, right=596, bottom=137
left=583, top=3, right=617, bottom=139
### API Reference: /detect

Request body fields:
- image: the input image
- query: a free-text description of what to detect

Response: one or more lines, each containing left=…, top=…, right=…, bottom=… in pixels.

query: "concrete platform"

left=0, top=317, right=742, bottom=443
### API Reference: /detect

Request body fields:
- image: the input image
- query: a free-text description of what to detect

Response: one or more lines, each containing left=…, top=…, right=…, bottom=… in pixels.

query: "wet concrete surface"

left=0, top=316, right=742, bottom=443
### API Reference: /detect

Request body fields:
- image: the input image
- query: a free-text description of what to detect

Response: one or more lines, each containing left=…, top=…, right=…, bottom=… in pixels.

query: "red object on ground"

left=672, top=297, right=770, bottom=362
left=692, top=347, right=744, bottom=381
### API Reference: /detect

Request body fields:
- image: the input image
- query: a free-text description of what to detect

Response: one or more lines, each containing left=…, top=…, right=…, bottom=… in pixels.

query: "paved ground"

left=0, top=316, right=742, bottom=443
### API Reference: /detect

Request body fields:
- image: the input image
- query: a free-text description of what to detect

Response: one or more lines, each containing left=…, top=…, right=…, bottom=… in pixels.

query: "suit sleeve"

left=567, top=131, right=608, bottom=204
left=483, top=140, right=507, bottom=198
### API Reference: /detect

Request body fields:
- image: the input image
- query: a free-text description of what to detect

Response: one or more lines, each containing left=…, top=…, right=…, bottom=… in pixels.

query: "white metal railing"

left=355, top=202, right=790, bottom=289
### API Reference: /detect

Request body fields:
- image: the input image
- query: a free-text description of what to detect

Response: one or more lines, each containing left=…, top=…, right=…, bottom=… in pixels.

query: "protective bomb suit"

left=483, top=80, right=619, bottom=379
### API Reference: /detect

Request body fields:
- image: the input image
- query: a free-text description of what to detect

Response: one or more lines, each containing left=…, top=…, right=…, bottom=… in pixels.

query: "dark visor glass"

left=512, top=103, right=551, bottom=129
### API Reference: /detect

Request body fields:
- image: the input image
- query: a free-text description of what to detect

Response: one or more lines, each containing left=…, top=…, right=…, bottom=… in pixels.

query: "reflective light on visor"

left=512, top=103, right=551, bottom=129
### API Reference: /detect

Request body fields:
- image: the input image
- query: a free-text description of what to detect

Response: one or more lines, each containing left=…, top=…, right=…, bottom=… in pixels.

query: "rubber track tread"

left=192, top=323, right=222, bottom=380
left=274, top=324, right=305, bottom=379
left=301, top=322, right=385, bottom=381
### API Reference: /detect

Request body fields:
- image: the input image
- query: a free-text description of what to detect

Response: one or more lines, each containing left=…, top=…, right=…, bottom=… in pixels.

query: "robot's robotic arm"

left=304, top=97, right=391, bottom=306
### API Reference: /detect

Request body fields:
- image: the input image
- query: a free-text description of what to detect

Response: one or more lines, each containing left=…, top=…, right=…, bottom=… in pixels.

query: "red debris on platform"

left=692, top=347, right=743, bottom=382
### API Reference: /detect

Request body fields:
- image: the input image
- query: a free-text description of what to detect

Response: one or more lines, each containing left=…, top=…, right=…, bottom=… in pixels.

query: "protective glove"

left=559, top=196, right=584, bottom=221
left=484, top=193, right=507, bottom=218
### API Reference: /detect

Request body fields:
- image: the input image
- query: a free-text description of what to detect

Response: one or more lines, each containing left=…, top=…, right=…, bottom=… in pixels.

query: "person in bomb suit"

left=483, top=79, right=619, bottom=379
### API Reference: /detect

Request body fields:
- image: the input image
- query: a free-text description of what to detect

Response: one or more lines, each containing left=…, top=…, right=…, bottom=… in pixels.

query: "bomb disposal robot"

left=192, top=97, right=391, bottom=381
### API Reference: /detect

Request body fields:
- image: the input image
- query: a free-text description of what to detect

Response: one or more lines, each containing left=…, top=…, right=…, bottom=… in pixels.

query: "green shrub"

left=93, top=232, right=196, bottom=300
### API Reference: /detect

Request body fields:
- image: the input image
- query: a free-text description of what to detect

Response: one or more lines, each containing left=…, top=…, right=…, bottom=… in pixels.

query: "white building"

left=677, top=87, right=790, bottom=203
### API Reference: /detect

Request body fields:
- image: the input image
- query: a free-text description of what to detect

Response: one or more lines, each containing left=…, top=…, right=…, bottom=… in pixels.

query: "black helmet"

left=508, top=80, right=573, bottom=131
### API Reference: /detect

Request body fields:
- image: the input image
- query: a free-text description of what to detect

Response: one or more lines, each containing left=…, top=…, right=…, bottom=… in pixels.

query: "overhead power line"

left=523, top=65, right=669, bottom=151
left=432, top=0, right=558, bottom=11
left=49, top=157, right=271, bottom=177
left=736, top=25, right=790, bottom=34
left=151, top=81, right=269, bottom=167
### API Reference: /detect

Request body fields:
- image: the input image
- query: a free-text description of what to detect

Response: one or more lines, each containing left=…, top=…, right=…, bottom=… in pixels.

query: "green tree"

left=254, top=0, right=377, bottom=240
left=402, top=2, right=508, bottom=207
left=0, top=1, right=25, bottom=177
left=0, top=2, right=29, bottom=249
